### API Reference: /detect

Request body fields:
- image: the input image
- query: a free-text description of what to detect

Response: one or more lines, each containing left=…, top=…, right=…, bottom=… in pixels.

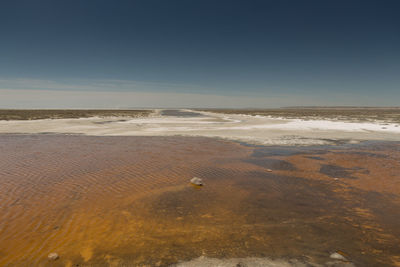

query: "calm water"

left=0, top=135, right=399, bottom=266
left=160, top=110, right=205, bottom=117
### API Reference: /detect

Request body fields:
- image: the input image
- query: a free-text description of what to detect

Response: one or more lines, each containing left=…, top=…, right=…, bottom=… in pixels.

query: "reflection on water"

left=0, top=135, right=399, bottom=266
left=161, top=110, right=205, bottom=117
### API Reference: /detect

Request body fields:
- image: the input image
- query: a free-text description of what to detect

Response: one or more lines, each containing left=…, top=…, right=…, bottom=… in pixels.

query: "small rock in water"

left=266, top=168, right=273, bottom=172
left=190, top=177, right=203, bottom=186
left=48, top=252, right=59, bottom=261
left=330, top=252, right=347, bottom=261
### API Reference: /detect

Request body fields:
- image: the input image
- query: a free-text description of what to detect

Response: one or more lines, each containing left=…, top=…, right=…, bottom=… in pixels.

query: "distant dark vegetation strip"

left=0, top=109, right=153, bottom=120
left=197, top=108, right=400, bottom=123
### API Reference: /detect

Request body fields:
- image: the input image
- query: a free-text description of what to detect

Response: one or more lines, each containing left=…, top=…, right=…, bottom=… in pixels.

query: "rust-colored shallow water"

left=0, top=135, right=399, bottom=266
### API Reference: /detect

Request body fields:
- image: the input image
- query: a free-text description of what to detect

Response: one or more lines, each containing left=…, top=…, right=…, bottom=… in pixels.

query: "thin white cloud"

left=0, top=78, right=212, bottom=93
left=0, top=88, right=306, bottom=108
left=1, top=78, right=392, bottom=108
left=0, top=78, right=319, bottom=108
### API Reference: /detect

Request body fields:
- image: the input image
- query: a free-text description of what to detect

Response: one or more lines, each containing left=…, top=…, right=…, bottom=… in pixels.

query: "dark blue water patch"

left=333, top=151, right=388, bottom=159
left=237, top=140, right=400, bottom=161
left=93, top=119, right=127, bottom=124
left=243, top=158, right=297, bottom=171
left=250, top=146, right=330, bottom=157
left=320, top=164, right=361, bottom=179
left=306, top=156, right=325, bottom=160
left=242, top=142, right=349, bottom=157
left=161, top=109, right=205, bottom=117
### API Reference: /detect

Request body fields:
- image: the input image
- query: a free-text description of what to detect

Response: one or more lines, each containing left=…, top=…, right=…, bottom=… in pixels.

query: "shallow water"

left=160, top=110, right=205, bottom=117
left=0, top=135, right=399, bottom=266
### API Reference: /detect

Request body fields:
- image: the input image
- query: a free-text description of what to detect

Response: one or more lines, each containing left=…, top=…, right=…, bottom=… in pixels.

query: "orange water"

left=0, top=135, right=399, bottom=266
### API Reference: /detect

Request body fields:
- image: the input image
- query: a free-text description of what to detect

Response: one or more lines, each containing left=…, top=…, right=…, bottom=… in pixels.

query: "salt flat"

left=1, top=109, right=399, bottom=145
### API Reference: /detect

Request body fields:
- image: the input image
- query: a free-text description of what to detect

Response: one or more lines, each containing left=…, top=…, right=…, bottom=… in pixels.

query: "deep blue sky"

left=1, top=0, right=399, bottom=107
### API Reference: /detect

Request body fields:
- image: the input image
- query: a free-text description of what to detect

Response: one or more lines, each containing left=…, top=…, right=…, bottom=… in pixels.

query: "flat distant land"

left=1, top=107, right=400, bottom=123
left=197, top=107, right=400, bottom=124
left=0, top=109, right=153, bottom=120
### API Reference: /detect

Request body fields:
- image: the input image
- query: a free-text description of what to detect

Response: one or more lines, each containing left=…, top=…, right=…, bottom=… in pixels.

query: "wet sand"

left=0, top=135, right=399, bottom=266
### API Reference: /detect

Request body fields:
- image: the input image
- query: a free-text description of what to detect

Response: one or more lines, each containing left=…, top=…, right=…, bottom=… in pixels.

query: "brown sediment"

left=0, top=135, right=399, bottom=266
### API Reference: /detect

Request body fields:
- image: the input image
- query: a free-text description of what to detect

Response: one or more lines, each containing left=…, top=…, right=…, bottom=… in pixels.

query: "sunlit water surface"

left=0, top=135, right=399, bottom=266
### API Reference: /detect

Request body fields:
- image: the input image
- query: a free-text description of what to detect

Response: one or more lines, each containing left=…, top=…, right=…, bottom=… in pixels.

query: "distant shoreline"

left=1, top=107, right=400, bottom=122
left=199, top=106, right=400, bottom=110
left=197, top=108, right=400, bottom=124
left=0, top=109, right=153, bottom=120
left=1, top=109, right=399, bottom=146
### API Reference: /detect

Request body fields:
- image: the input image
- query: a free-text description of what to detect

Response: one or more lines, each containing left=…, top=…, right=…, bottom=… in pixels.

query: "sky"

left=0, top=0, right=399, bottom=108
